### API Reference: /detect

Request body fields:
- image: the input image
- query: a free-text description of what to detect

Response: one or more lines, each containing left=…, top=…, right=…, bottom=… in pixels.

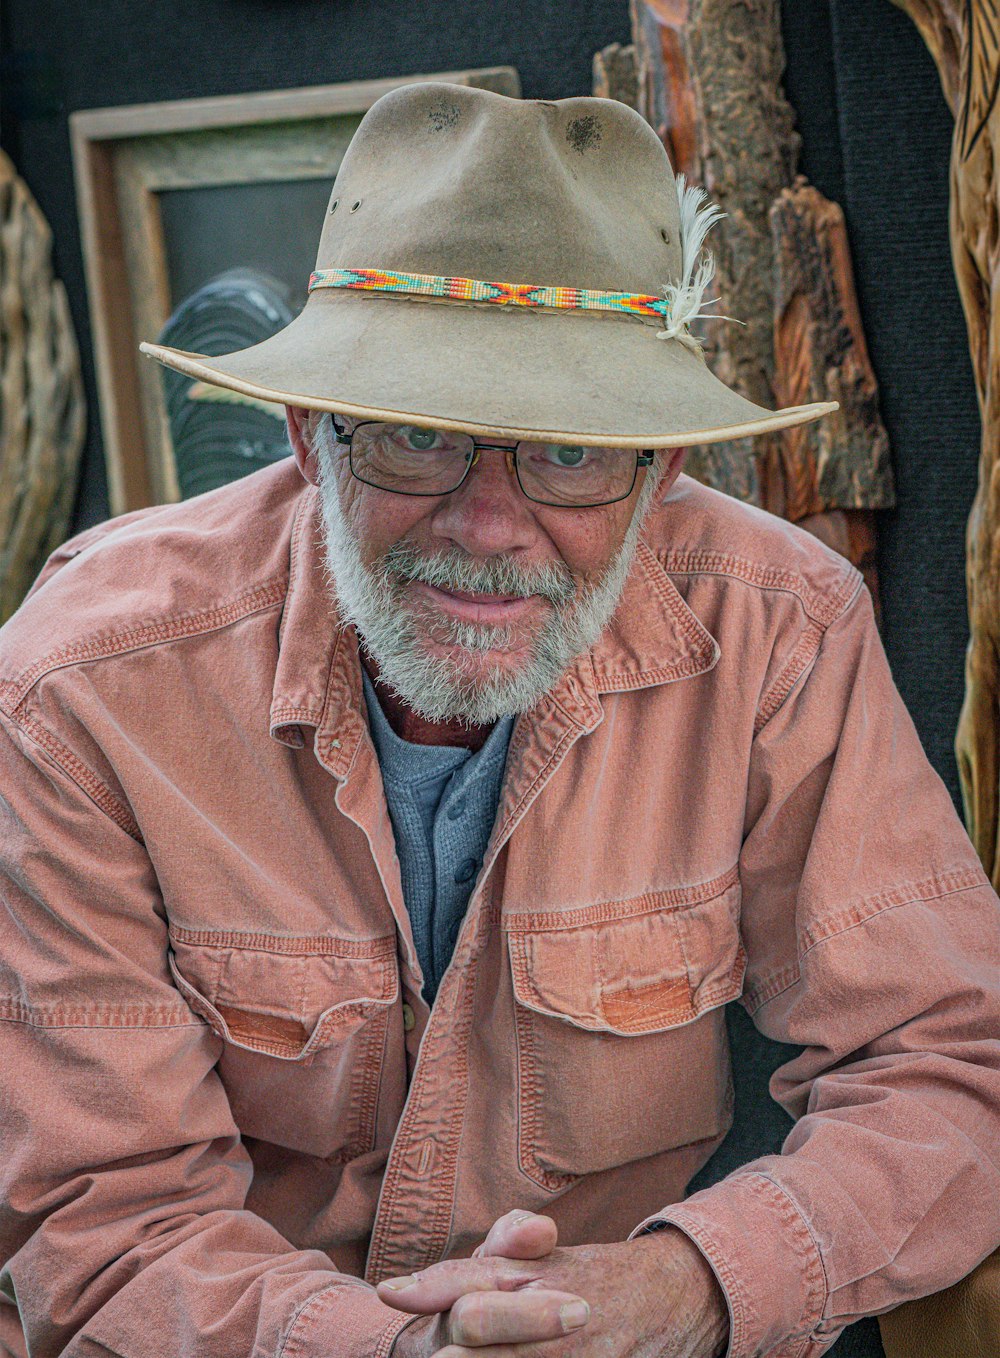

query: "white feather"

left=656, top=173, right=744, bottom=355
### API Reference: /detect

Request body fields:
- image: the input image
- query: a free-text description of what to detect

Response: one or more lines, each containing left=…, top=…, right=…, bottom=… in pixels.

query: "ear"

left=285, top=405, right=319, bottom=486
left=656, top=447, right=688, bottom=505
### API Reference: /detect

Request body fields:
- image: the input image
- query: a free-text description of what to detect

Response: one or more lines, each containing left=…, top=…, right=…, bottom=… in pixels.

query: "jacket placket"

left=317, top=657, right=604, bottom=1285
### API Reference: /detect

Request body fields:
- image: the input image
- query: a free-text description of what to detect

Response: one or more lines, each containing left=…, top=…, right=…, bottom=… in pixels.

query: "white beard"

left=310, top=414, right=662, bottom=727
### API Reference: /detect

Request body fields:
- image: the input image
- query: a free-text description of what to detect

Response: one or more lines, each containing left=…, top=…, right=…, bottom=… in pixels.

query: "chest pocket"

left=504, top=871, right=745, bottom=1191
left=168, top=925, right=399, bottom=1164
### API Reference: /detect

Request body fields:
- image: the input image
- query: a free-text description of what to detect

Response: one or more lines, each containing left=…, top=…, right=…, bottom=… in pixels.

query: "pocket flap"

left=167, top=926, right=399, bottom=1061
left=505, top=876, right=745, bottom=1035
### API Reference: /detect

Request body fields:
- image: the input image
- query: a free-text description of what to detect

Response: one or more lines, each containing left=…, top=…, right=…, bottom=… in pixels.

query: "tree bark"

left=596, top=2, right=894, bottom=602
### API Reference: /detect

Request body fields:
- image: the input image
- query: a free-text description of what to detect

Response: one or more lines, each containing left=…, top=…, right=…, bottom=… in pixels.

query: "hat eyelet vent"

left=350, top=200, right=362, bottom=212
left=329, top=198, right=339, bottom=214
left=660, top=227, right=670, bottom=243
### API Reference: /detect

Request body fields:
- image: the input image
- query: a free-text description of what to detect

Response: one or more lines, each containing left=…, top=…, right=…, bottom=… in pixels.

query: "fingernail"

left=381, top=1275, right=418, bottom=1290
left=560, top=1301, right=590, bottom=1331
left=509, top=1210, right=534, bottom=1223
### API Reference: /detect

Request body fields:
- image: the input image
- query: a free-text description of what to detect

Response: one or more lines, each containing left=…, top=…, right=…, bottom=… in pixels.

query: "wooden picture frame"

left=70, top=67, right=522, bottom=515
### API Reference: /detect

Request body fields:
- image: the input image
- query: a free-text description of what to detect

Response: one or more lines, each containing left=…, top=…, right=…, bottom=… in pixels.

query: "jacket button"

left=402, top=1002, right=415, bottom=1032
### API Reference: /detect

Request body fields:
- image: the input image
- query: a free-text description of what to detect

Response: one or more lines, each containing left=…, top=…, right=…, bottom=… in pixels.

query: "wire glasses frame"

left=328, top=413, right=655, bottom=509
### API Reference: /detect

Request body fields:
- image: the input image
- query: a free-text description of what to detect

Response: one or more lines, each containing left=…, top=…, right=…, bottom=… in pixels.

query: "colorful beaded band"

left=307, top=267, right=673, bottom=320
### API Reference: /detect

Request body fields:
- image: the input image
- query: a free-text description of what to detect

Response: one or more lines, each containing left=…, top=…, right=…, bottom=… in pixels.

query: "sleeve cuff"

left=627, top=1171, right=830, bottom=1358
left=278, top=1278, right=417, bottom=1358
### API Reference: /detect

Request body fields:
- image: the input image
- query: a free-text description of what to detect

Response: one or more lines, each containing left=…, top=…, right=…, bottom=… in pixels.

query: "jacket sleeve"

left=627, top=583, right=1000, bottom=1358
left=0, top=710, right=412, bottom=1358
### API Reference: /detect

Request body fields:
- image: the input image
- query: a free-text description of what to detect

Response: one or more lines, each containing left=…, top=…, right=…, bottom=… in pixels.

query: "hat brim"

left=140, top=290, right=837, bottom=448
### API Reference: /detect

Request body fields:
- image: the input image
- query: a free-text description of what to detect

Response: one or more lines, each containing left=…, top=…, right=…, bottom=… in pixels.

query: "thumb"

left=472, top=1209, right=558, bottom=1260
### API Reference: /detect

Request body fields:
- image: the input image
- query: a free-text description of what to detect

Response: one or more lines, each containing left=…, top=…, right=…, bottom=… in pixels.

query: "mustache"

left=381, top=541, right=577, bottom=606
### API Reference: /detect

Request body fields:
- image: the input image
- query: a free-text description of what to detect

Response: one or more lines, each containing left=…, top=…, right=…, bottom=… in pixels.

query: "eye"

left=398, top=426, right=447, bottom=451
left=542, top=444, right=590, bottom=468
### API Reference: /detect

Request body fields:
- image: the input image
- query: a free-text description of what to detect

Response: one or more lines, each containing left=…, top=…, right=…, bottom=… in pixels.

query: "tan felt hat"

left=140, top=82, right=837, bottom=448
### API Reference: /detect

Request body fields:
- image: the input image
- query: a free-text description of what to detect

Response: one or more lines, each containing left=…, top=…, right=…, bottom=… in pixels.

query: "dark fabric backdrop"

left=0, top=4, right=984, bottom=1353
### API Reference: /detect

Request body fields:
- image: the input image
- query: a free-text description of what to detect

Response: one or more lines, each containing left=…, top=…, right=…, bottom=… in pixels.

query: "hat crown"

left=316, top=83, right=683, bottom=296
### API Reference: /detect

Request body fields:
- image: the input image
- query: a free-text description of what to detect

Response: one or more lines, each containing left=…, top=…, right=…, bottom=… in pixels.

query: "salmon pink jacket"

left=0, top=459, right=998, bottom=1358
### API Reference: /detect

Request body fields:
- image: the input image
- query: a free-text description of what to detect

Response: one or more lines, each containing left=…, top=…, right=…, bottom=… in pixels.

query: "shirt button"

left=447, top=797, right=467, bottom=820
left=402, top=1003, right=415, bottom=1032
left=454, top=857, right=478, bottom=885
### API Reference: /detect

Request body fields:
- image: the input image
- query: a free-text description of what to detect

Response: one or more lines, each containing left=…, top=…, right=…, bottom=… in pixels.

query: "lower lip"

left=410, top=581, right=541, bottom=623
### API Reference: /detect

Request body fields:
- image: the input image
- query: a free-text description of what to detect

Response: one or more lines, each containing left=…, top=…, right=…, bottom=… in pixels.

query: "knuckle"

left=449, top=1293, right=491, bottom=1346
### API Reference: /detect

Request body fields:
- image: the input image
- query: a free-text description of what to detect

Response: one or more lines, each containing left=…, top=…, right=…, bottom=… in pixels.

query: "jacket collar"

left=269, top=486, right=720, bottom=752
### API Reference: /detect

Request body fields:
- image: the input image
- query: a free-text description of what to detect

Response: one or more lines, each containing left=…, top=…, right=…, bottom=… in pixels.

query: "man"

left=0, top=81, right=997, bottom=1358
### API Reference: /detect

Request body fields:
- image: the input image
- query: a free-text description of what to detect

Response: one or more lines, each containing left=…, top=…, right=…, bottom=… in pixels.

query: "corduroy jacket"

left=1, top=458, right=998, bottom=1358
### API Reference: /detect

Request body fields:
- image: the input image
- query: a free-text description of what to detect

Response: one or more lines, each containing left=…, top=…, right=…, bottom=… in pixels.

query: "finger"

left=473, top=1210, right=558, bottom=1260
left=377, top=1259, right=536, bottom=1314
left=447, top=1288, right=591, bottom=1347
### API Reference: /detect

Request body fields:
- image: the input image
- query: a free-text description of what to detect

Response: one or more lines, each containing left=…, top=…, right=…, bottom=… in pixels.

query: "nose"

left=429, top=444, right=539, bottom=556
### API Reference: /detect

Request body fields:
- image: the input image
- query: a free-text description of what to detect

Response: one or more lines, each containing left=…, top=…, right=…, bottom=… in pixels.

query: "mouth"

left=409, top=580, right=545, bottom=625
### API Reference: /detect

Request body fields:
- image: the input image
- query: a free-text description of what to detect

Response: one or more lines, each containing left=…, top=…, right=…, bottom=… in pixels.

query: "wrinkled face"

left=301, top=410, right=677, bottom=726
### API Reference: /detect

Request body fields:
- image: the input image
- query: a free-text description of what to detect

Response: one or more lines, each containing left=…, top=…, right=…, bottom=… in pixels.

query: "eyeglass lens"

left=348, top=422, right=638, bottom=506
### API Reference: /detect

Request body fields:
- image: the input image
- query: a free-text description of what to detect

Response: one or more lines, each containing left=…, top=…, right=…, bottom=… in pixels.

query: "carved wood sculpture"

left=875, top=5, right=1000, bottom=1349
left=0, top=150, right=86, bottom=624
left=595, top=0, right=894, bottom=612
left=887, top=0, right=1000, bottom=891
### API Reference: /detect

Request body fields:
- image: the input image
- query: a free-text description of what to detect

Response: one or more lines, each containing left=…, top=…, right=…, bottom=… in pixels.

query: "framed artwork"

left=70, top=66, right=522, bottom=514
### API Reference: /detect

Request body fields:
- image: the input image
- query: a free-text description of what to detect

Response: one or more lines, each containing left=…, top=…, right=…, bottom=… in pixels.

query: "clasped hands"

left=379, top=1208, right=731, bottom=1357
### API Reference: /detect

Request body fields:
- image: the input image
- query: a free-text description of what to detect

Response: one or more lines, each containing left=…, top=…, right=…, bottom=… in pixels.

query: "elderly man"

left=1, top=82, right=998, bottom=1358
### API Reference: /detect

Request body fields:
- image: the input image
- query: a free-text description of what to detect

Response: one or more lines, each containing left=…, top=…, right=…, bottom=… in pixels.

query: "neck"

left=359, top=649, right=497, bottom=752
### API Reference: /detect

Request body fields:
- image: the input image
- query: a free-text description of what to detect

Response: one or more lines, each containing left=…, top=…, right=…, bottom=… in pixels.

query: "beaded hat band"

left=139, top=82, right=838, bottom=447
left=308, top=267, right=674, bottom=323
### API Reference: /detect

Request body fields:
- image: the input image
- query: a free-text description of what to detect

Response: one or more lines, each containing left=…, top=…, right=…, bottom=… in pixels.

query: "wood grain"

left=0, top=151, right=86, bottom=623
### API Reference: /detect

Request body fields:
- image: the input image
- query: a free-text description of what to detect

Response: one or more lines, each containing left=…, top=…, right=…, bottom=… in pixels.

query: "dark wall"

left=783, top=0, right=981, bottom=819
left=0, top=0, right=980, bottom=814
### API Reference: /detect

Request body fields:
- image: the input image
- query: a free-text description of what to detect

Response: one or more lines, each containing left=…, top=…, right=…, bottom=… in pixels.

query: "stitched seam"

left=637, top=541, right=720, bottom=659
left=277, top=491, right=314, bottom=652
left=597, top=655, right=720, bottom=689
left=658, top=547, right=862, bottom=626
left=742, top=963, right=800, bottom=1014
left=753, top=573, right=866, bottom=731
left=745, top=869, right=989, bottom=1015
left=270, top=705, right=322, bottom=725
left=491, top=720, right=581, bottom=851
left=277, top=1281, right=376, bottom=1358
left=4, top=711, right=143, bottom=842
left=511, top=946, right=575, bottom=1192
left=421, top=964, right=477, bottom=1265
left=0, top=998, right=201, bottom=1027
left=0, top=574, right=288, bottom=712
left=799, top=867, right=989, bottom=955
left=345, top=1004, right=390, bottom=1160
left=169, top=925, right=397, bottom=957
left=658, top=1210, right=751, bottom=1353
left=502, top=864, right=740, bottom=930
left=753, top=1172, right=829, bottom=1336
left=753, top=619, right=825, bottom=734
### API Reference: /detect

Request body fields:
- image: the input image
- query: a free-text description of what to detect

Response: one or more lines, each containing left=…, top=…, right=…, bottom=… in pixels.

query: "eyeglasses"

left=328, top=414, right=654, bottom=508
